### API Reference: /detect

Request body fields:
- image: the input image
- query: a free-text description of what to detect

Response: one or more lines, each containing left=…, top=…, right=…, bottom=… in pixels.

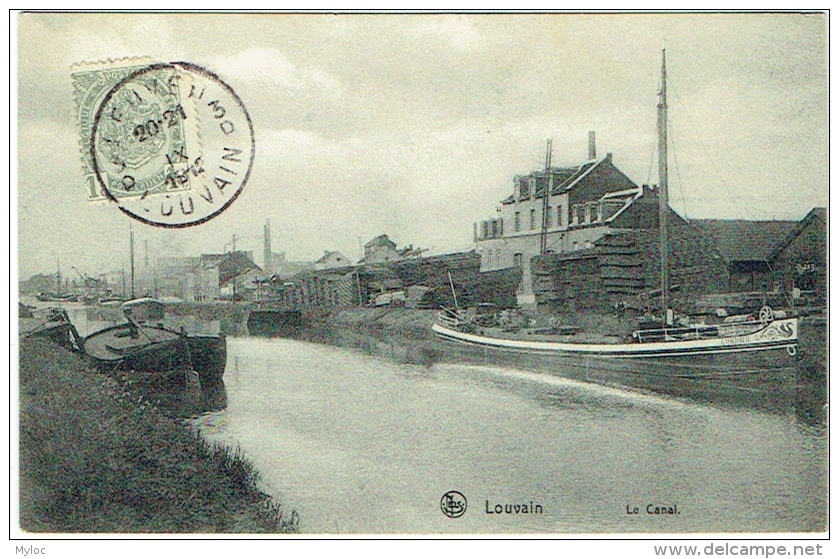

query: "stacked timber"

left=596, top=233, right=644, bottom=296
left=391, top=252, right=480, bottom=287
left=531, top=249, right=601, bottom=311
left=464, top=267, right=521, bottom=308
left=390, top=251, right=520, bottom=308
left=531, top=255, right=561, bottom=303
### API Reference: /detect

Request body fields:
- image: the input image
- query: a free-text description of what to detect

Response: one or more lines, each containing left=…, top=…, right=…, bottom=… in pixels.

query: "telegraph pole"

left=539, top=139, right=553, bottom=254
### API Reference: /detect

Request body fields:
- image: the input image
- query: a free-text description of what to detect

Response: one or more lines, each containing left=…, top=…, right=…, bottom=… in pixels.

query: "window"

left=545, top=206, right=553, bottom=228
left=530, top=209, right=536, bottom=230
left=515, top=211, right=521, bottom=232
left=519, top=179, right=529, bottom=200
left=557, top=205, right=563, bottom=228
left=514, top=253, right=523, bottom=268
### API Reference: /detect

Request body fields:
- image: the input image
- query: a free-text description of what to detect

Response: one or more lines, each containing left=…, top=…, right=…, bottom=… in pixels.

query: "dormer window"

left=519, top=178, right=530, bottom=200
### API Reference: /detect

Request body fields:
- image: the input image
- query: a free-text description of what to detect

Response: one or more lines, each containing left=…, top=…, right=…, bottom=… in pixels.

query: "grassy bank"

left=18, top=337, right=297, bottom=533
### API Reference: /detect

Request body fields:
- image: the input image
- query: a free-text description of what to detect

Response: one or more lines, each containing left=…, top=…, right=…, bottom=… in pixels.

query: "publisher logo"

left=440, top=491, right=467, bottom=518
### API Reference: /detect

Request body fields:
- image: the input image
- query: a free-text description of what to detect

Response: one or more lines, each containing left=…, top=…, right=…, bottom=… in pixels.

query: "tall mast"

left=657, top=49, right=670, bottom=323
left=129, top=225, right=136, bottom=299
left=539, top=139, right=553, bottom=254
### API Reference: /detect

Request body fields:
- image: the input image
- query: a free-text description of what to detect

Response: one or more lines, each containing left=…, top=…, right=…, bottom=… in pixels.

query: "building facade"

left=474, top=150, right=643, bottom=304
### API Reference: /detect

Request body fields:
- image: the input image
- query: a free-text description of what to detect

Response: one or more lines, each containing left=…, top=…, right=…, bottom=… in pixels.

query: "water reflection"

left=193, top=337, right=826, bottom=534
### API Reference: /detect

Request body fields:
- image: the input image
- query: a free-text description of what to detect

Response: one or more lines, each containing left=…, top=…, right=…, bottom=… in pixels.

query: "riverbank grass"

left=19, top=337, right=297, bottom=533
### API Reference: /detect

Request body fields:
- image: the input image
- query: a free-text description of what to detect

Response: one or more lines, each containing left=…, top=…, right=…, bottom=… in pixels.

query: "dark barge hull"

left=20, top=309, right=83, bottom=352
left=247, top=309, right=304, bottom=337
left=187, top=335, right=227, bottom=385
left=82, top=324, right=226, bottom=384
left=431, top=333, right=806, bottom=414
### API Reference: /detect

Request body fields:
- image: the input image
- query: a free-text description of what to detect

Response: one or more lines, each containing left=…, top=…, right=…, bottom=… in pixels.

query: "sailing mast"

left=129, top=224, right=136, bottom=300
left=539, top=139, right=553, bottom=254
left=657, top=49, right=671, bottom=325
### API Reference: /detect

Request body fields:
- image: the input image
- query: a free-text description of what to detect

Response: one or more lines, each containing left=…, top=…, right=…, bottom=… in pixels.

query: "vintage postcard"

left=14, top=10, right=828, bottom=549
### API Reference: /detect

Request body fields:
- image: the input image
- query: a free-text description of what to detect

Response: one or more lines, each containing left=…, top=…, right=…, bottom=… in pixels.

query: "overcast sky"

left=16, top=12, right=827, bottom=280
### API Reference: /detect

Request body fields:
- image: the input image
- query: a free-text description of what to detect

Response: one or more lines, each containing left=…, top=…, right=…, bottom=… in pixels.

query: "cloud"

left=409, top=17, right=481, bottom=49
left=16, top=13, right=827, bottom=278
left=213, top=47, right=344, bottom=97
left=214, top=47, right=303, bottom=88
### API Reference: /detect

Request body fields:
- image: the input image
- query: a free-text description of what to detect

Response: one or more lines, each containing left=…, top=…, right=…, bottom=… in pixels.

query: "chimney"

left=588, top=131, right=596, bottom=160
left=263, top=219, right=272, bottom=274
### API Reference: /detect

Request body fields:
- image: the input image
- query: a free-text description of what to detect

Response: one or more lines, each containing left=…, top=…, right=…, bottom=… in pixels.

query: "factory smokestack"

left=263, top=219, right=272, bottom=274
left=588, top=131, right=596, bottom=160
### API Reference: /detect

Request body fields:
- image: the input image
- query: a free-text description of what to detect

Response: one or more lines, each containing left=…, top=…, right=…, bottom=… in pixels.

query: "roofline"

left=603, top=187, right=643, bottom=224
left=558, top=153, right=611, bottom=193
left=766, top=206, right=826, bottom=262
left=500, top=153, right=614, bottom=204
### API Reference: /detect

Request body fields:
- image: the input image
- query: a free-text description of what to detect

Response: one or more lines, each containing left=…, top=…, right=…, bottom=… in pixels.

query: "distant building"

left=694, top=207, right=826, bottom=296
left=201, top=251, right=262, bottom=300
left=315, top=250, right=352, bottom=270
left=692, top=219, right=798, bottom=292
left=157, top=256, right=220, bottom=302
left=19, top=273, right=58, bottom=295
left=771, top=208, right=826, bottom=298
left=359, top=234, right=404, bottom=265
left=268, top=252, right=315, bottom=279
left=157, top=250, right=261, bottom=301
left=357, top=234, right=427, bottom=265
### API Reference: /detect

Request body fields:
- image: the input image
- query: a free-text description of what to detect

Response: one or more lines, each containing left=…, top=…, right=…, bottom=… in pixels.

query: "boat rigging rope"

left=666, top=117, right=690, bottom=222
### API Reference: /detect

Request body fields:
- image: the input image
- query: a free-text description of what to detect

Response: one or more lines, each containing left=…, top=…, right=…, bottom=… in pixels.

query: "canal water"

left=192, top=336, right=827, bottom=534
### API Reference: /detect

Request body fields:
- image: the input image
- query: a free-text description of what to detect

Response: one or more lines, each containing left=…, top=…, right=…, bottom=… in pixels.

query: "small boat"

left=20, top=306, right=83, bottom=352
left=35, top=292, right=78, bottom=303
left=82, top=299, right=226, bottom=384
left=434, top=50, right=800, bottom=364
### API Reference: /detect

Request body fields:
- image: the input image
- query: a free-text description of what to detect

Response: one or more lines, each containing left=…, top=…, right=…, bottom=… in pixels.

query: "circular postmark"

left=90, top=62, right=254, bottom=227
left=440, top=490, right=467, bottom=518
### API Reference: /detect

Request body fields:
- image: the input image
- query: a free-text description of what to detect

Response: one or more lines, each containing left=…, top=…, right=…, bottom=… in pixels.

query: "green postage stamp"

left=72, top=59, right=254, bottom=228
